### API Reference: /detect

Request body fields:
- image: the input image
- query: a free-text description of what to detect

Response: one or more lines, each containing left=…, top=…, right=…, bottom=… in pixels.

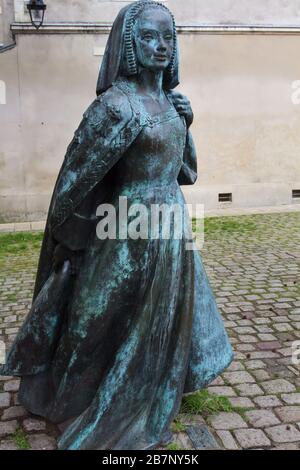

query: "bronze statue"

left=1, top=1, right=233, bottom=450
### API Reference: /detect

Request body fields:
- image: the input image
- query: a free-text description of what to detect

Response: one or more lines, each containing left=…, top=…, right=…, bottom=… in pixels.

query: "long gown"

left=2, top=83, right=233, bottom=450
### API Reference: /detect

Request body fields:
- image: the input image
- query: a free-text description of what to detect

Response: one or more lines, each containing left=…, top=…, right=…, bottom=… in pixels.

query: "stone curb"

left=0, top=205, right=300, bottom=233
left=0, top=221, right=46, bottom=233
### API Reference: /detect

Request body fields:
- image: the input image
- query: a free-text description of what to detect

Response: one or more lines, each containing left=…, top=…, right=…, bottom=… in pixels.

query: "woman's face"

left=133, top=8, right=174, bottom=72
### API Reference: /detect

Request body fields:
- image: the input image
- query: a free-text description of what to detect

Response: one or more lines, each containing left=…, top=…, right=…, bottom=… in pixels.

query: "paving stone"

left=207, top=386, right=237, bottom=397
left=224, top=321, right=237, bottom=328
left=278, top=347, right=292, bottom=357
left=223, top=371, right=255, bottom=385
left=265, top=425, right=300, bottom=443
left=3, top=380, right=20, bottom=392
left=227, top=314, right=241, bottom=321
left=254, top=319, right=271, bottom=325
left=244, top=360, right=266, bottom=370
left=272, top=443, right=299, bottom=450
left=257, top=333, right=277, bottom=341
left=245, top=295, right=261, bottom=301
left=275, top=406, right=300, bottom=423
left=0, top=439, right=19, bottom=450
left=238, top=335, right=258, bottom=344
left=245, top=410, right=280, bottom=428
left=13, top=394, right=20, bottom=406
left=281, top=393, right=300, bottom=405
left=209, top=412, right=247, bottom=430
left=23, top=418, right=47, bottom=432
left=0, top=420, right=18, bottom=437
left=251, top=369, right=270, bottom=381
left=174, top=432, right=194, bottom=450
left=233, top=429, right=271, bottom=449
left=241, top=312, right=255, bottom=320
left=295, top=377, right=300, bottom=388
left=235, top=384, right=263, bottom=396
left=216, top=430, right=239, bottom=450
left=0, top=392, right=10, bottom=408
left=177, top=414, right=206, bottom=426
left=223, top=304, right=242, bottom=313
left=236, top=320, right=254, bottom=326
left=210, top=376, right=224, bottom=386
left=261, top=379, right=296, bottom=394
left=255, top=326, right=274, bottom=333
left=234, top=327, right=256, bottom=335
left=1, top=405, right=28, bottom=420
left=273, top=323, right=293, bottom=332
left=229, top=397, right=255, bottom=409
left=234, top=352, right=247, bottom=360
left=235, top=344, right=256, bottom=352
left=28, top=434, right=56, bottom=450
left=226, top=361, right=245, bottom=371
left=253, top=395, right=282, bottom=408
left=239, top=305, right=255, bottom=312
left=257, top=341, right=281, bottom=351
left=248, top=351, right=280, bottom=359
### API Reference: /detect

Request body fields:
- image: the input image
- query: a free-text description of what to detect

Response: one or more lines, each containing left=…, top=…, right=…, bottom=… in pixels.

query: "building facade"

left=1, top=0, right=300, bottom=222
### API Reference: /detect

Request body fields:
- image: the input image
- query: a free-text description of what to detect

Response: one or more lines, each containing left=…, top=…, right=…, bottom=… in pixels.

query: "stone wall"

left=0, top=0, right=300, bottom=221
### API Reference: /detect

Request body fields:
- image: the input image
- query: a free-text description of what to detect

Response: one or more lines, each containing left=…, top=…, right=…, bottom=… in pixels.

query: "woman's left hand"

left=170, top=92, right=194, bottom=128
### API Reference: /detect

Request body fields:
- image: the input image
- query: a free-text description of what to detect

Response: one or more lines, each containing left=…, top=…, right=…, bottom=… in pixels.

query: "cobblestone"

left=0, top=420, right=18, bottom=437
left=216, top=430, right=240, bottom=450
left=265, top=425, right=300, bottom=443
left=222, top=371, right=255, bottom=384
left=260, top=379, right=296, bottom=394
left=23, top=418, right=47, bottom=432
left=233, top=429, right=271, bottom=448
left=0, top=393, right=10, bottom=409
left=253, top=396, right=283, bottom=408
left=235, top=384, right=264, bottom=396
left=28, top=434, right=57, bottom=450
left=275, top=407, right=300, bottom=423
left=1, top=406, right=28, bottom=421
left=281, top=394, right=300, bottom=405
left=209, top=412, right=248, bottom=430
left=245, top=410, right=280, bottom=428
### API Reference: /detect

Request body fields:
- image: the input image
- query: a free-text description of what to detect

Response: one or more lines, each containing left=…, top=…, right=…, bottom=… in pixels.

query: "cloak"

left=1, top=80, right=197, bottom=376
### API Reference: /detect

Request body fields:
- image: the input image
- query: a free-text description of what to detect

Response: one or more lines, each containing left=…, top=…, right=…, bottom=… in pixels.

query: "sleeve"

left=50, top=197, right=98, bottom=252
left=49, top=87, right=133, bottom=251
left=177, top=129, right=198, bottom=185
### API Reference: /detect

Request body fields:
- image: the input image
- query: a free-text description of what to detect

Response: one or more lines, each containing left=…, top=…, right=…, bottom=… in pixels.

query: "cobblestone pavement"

left=0, top=212, right=299, bottom=450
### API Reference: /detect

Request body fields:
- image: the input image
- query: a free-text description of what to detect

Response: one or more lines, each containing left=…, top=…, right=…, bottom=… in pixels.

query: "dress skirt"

left=17, top=181, right=233, bottom=450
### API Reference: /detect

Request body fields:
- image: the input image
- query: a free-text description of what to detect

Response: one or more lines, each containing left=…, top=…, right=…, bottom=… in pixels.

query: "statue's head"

left=124, top=1, right=177, bottom=79
left=97, top=1, right=179, bottom=95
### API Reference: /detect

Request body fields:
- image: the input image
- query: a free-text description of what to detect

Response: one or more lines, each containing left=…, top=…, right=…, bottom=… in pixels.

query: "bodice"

left=113, top=102, right=187, bottom=196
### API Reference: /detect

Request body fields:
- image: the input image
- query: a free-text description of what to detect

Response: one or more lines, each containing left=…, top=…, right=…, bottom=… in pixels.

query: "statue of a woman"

left=0, top=1, right=233, bottom=450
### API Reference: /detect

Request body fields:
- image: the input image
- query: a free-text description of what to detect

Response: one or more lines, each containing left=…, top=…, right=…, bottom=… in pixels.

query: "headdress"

left=96, top=0, right=179, bottom=95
